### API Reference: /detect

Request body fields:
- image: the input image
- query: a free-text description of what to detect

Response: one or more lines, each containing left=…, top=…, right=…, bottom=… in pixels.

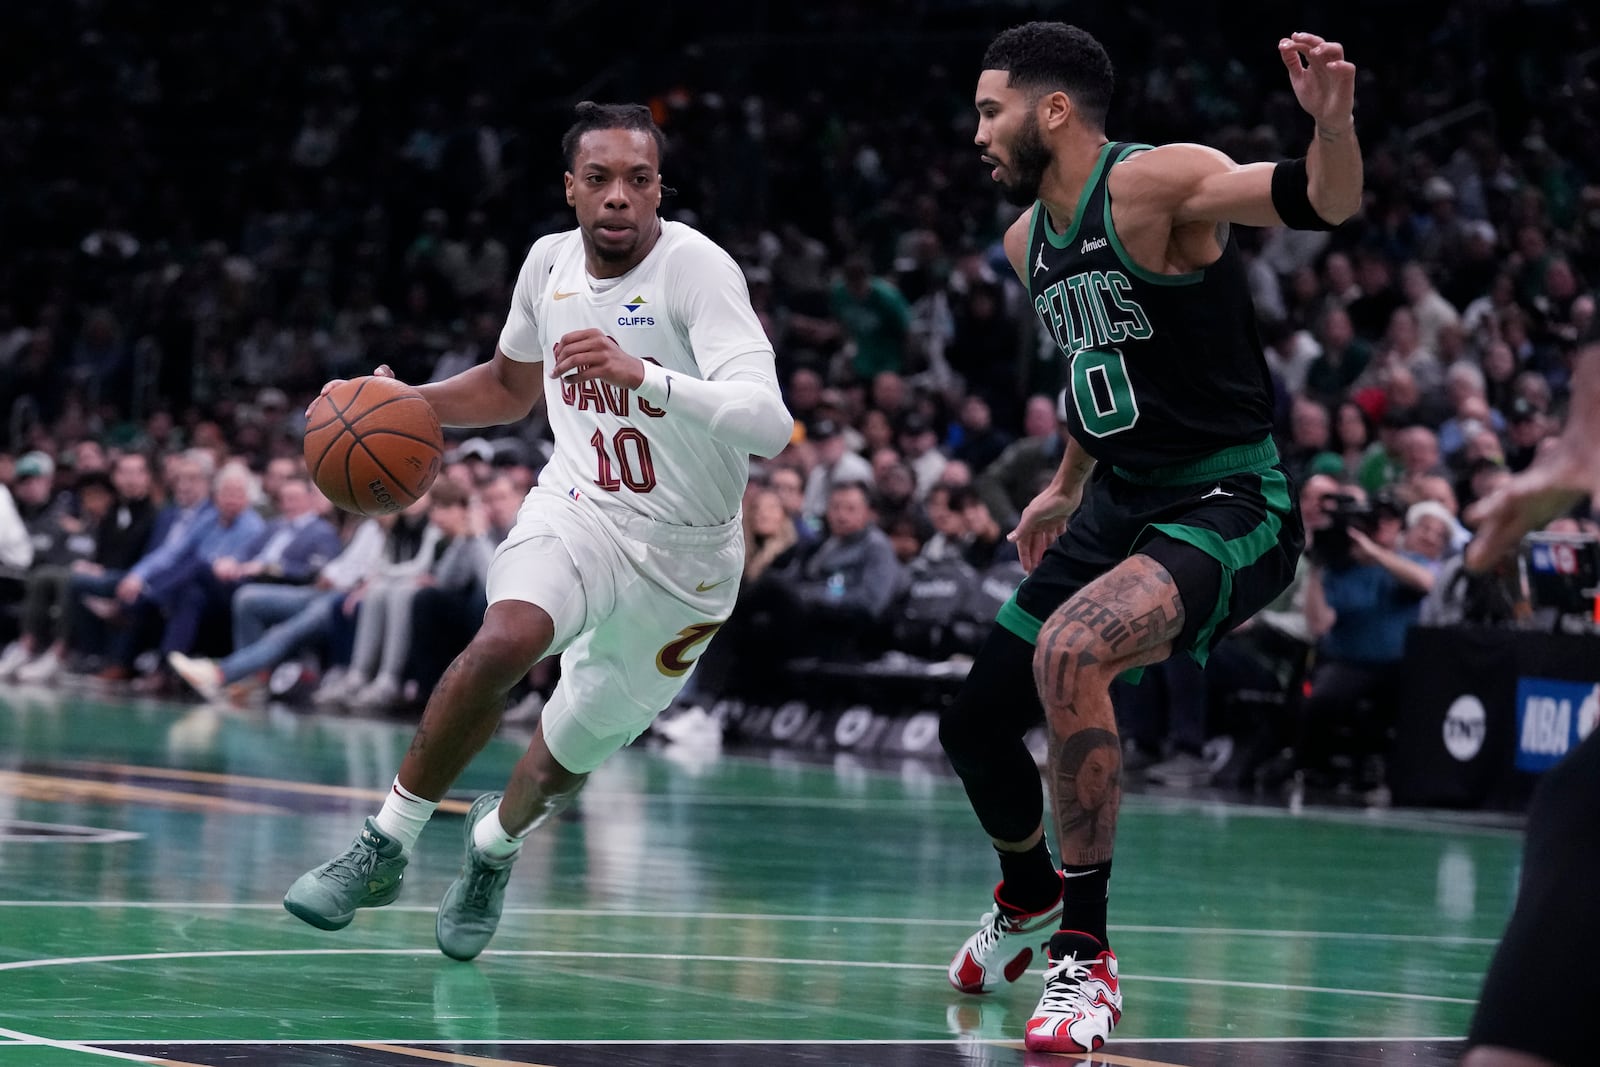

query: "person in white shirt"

left=0, top=483, right=33, bottom=576
left=284, top=102, right=793, bottom=962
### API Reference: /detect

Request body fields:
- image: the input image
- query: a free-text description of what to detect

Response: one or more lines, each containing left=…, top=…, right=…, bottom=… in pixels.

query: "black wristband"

left=1271, top=157, right=1339, bottom=231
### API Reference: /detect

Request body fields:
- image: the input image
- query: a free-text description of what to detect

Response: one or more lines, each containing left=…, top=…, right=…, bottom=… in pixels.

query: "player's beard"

left=998, top=112, right=1052, bottom=207
left=590, top=227, right=638, bottom=264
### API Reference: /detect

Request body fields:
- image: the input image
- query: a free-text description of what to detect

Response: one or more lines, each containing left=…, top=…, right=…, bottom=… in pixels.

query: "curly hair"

left=981, top=22, right=1115, bottom=128
left=560, top=101, right=667, bottom=170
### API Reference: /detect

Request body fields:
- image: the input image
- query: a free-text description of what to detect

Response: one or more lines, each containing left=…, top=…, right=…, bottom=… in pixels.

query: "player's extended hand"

left=1464, top=447, right=1592, bottom=573
left=1279, top=32, right=1356, bottom=131
left=549, top=329, right=645, bottom=389
left=1008, top=486, right=1082, bottom=574
left=306, top=365, right=397, bottom=417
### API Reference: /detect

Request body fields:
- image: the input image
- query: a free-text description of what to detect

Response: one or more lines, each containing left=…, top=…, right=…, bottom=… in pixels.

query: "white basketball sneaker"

left=947, top=875, right=1065, bottom=994
left=1023, top=930, right=1122, bottom=1054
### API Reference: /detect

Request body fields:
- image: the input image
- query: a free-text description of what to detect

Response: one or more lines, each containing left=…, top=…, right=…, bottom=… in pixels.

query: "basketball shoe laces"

left=971, top=903, right=1018, bottom=955
left=322, top=840, right=387, bottom=889
left=1037, top=952, right=1103, bottom=1015
left=462, top=862, right=502, bottom=909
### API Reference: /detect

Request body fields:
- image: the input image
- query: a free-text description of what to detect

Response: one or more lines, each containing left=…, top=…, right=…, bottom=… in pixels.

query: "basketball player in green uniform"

left=938, top=24, right=1363, bottom=1052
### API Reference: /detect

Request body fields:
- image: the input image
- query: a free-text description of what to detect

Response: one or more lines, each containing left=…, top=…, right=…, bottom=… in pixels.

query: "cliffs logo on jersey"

left=618, top=294, right=654, bottom=327
left=1034, top=269, right=1153, bottom=358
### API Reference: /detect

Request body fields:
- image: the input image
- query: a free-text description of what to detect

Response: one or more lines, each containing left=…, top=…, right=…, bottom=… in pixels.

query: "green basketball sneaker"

left=283, top=818, right=408, bottom=930
left=436, top=792, right=516, bottom=961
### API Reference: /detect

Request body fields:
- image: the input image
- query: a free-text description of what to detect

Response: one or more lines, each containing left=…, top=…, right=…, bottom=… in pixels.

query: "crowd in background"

left=2, top=0, right=1598, bottom=801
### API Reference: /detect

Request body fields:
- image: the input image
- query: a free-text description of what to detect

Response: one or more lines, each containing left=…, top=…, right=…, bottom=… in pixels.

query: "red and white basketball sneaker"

left=1022, top=931, right=1122, bottom=1053
left=947, top=877, right=1064, bottom=994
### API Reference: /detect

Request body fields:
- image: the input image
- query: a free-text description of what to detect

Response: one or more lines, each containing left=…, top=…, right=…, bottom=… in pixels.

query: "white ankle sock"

left=472, top=801, right=528, bottom=862
left=373, top=777, right=438, bottom=853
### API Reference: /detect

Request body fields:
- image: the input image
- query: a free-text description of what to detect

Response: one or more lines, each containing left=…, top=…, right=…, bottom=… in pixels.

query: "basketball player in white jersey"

left=283, top=102, right=793, bottom=961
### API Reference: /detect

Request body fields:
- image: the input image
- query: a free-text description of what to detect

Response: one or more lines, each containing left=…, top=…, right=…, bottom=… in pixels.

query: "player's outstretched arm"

left=1465, top=342, right=1600, bottom=572
left=305, top=355, right=544, bottom=429
left=419, top=349, right=546, bottom=428
left=1144, top=32, right=1362, bottom=230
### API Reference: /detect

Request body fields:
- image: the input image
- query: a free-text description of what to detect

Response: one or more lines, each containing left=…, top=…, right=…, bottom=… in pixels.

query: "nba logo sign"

left=1529, top=542, right=1580, bottom=575
left=1515, top=678, right=1599, bottom=772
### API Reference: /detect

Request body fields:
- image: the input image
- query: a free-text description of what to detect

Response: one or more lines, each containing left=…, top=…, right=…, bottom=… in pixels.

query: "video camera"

left=1308, top=491, right=1398, bottom=568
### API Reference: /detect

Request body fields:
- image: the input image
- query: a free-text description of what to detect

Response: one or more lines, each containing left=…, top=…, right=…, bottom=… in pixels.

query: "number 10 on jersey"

left=590, top=428, right=658, bottom=492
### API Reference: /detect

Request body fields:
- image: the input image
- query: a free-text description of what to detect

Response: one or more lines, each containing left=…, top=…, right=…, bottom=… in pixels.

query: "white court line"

left=0, top=1024, right=200, bottom=1064
left=0, top=901, right=1503, bottom=946
left=0, top=1036, right=1470, bottom=1046
left=1116, top=795, right=1523, bottom=836
left=0, top=947, right=1476, bottom=1003
left=0, top=820, right=142, bottom=844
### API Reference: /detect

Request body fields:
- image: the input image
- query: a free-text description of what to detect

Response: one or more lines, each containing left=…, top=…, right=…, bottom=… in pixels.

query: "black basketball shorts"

left=995, top=447, right=1304, bottom=668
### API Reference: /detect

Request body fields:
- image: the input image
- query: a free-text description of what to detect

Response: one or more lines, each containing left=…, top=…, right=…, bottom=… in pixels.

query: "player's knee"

left=1031, top=620, right=1107, bottom=719
left=939, top=697, right=985, bottom=768
left=1030, top=627, right=1120, bottom=735
left=468, top=605, right=552, bottom=684
left=513, top=745, right=586, bottom=799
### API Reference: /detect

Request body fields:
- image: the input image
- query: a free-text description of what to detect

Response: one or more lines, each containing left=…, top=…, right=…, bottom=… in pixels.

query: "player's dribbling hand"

left=1008, top=486, right=1081, bottom=574
left=305, top=365, right=397, bottom=417
left=550, top=329, right=646, bottom=390
left=1279, top=32, right=1356, bottom=131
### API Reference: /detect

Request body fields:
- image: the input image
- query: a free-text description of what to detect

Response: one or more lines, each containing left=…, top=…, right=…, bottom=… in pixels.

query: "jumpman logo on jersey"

left=1201, top=485, right=1234, bottom=500
left=1033, top=245, right=1048, bottom=276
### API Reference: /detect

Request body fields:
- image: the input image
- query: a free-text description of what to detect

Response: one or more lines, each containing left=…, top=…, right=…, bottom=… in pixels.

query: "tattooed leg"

left=1033, top=555, right=1186, bottom=865
left=396, top=599, right=554, bottom=800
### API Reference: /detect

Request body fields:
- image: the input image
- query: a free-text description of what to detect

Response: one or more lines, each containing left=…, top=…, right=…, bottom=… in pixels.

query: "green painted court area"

left=0, top=688, right=1515, bottom=1066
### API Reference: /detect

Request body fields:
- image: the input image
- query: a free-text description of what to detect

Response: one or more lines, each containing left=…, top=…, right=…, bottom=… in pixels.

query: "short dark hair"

left=428, top=477, right=470, bottom=509
left=982, top=22, right=1114, bottom=128
left=947, top=485, right=981, bottom=512
left=75, top=470, right=114, bottom=495
left=561, top=101, right=667, bottom=171
left=830, top=480, right=874, bottom=506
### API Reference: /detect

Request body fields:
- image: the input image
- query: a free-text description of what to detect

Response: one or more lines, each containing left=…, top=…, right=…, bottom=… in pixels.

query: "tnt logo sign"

left=1442, top=696, right=1487, bottom=762
left=1515, top=678, right=1599, bottom=772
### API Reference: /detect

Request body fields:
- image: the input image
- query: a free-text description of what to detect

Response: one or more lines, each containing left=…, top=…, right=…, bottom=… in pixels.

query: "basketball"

left=303, top=375, right=444, bottom=516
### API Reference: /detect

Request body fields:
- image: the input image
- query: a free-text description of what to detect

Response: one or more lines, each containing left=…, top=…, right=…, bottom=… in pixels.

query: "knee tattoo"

left=1032, top=619, right=1099, bottom=721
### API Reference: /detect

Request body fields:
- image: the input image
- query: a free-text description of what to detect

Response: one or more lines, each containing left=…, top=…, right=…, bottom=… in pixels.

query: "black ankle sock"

left=996, top=838, right=1060, bottom=914
left=1059, top=860, right=1112, bottom=945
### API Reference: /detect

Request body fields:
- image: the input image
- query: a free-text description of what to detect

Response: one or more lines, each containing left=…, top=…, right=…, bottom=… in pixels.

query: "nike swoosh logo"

left=553, top=290, right=580, bottom=301
left=695, top=577, right=733, bottom=592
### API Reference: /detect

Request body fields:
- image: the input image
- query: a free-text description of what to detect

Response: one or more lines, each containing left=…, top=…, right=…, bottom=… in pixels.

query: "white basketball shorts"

left=485, top=484, right=743, bottom=773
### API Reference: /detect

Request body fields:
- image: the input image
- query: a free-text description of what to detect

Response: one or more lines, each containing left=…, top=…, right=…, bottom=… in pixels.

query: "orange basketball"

left=303, top=376, right=444, bottom=516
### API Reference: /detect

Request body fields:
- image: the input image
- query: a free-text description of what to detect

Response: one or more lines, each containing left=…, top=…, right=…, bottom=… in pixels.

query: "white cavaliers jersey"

left=499, top=221, right=775, bottom=527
